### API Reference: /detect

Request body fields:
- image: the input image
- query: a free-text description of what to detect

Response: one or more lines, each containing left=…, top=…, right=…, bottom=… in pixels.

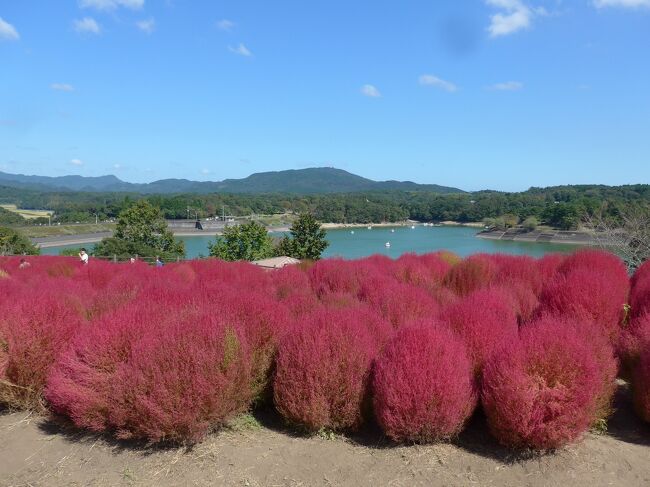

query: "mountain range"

left=0, top=168, right=463, bottom=195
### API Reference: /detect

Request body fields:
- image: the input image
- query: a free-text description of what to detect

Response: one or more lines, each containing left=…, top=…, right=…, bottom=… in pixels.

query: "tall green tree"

left=277, top=213, right=329, bottom=260
left=94, top=200, right=185, bottom=259
left=0, top=227, right=39, bottom=255
left=209, top=221, right=275, bottom=261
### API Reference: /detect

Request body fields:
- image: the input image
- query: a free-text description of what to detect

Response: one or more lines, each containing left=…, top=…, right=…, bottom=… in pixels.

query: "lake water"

left=40, top=225, right=578, bottom=259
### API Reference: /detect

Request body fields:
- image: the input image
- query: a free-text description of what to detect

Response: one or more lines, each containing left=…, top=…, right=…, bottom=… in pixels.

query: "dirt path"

left=2, top=386, right=650, bottom=487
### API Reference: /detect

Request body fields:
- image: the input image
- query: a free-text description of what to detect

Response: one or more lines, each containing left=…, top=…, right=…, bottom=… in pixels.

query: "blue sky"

left=1, top=0, right=649, bottom=192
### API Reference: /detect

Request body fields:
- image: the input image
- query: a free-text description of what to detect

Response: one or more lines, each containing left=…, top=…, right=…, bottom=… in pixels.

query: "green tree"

left=278, top=213, right=329, bottom=260
left=522, top=216, right=539, bottom=232
left=94, top=200, right=184, bottom=259
left=208, top=221, right=275, bottom=261
left=0, top=227, right=39, bottom=255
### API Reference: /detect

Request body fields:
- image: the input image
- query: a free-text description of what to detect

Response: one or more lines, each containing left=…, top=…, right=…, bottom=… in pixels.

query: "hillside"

left=0, top=168, right=463, bottom=195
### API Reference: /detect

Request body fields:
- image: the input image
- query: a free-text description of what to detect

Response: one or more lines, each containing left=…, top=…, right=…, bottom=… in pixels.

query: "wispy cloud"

left=361, top=84, right=382, bottom=98
left=593, top=0, right=650, bottom=8
left=70, top=159, right=84, bottom=166
left=489, top=81, right=524, bottom=91
left=0, top=16, right=19, bottom=41
left=486, top=0, right=534, bottom=37
left=216, top=19, right=235, bottom=31
left=51, top=83, right=75, bottom=92
left=113, top=163, right=122, bottom=170
left=136, top=18, right=155, bottom=34
left=228, top=43, right=252, bottom=56
left=79, top=0, right=144, bottom=10
left=74, top=17, right=101, bottom=34
left=200, top=168, right=211, bottom=175
left=419, top=74, right=458, bottom=92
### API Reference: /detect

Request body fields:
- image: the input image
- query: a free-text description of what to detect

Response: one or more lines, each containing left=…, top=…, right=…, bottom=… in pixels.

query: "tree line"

left=2, top=184, right=650, bottom=231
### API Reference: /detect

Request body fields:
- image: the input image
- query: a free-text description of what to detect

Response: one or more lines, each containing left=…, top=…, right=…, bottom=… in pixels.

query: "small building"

left=252, top=256, right=301, bottom=270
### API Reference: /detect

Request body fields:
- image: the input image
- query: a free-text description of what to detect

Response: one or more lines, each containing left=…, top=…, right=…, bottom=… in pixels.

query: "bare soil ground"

left=2, top=384, right=650, bottom=487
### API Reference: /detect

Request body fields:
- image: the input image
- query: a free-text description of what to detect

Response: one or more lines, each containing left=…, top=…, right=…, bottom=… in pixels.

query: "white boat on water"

left=350, top=230, right=354, bottom=235
left=367, top=226, right=372, bottom=230
left=411, top=225, right=416, bottom=229
left=385, top=242, right=391, bottom=248
left=391, top=229, right=395, bottom=233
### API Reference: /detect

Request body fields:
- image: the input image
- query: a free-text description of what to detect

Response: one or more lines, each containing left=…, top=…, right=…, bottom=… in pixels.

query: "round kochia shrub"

left=372, top=325, right=477, bottom=443
left=0, top=285, right=86, bottom=410
left=481, top=321, right=601, bottom=450
left=631, top=342, right=650, bottom=423
left=631, top=259, right=650, bottom=320
left=440, top=288, right=518, bottom=375
left=443, top=254, right=497, bottom=296
left=273, top=308, right=381, bottom=432
left=46, top=303, right=253, bottom=444
left=538, top=267, right=629, bottom=341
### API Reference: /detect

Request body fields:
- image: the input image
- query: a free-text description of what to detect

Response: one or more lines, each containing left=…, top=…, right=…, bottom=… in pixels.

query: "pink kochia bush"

left=538, top=250, right=630, bottom=341
left=631, top=342, right=650, bottom=423
left=2, top=249, right=633, bottom=449
left=0, top=282, right=87, bottom=410
left=273, top=308, right=384, bottom=432
left=481, top=320, right=602, bottom=450
left=440, top=288, right=518, bottom=376
left=372, top=325, right=477, bottom=443
left=46, top=302, right=252, bottom=443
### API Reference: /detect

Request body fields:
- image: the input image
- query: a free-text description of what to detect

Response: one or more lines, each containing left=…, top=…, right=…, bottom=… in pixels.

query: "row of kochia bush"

left=2, top=250, right=650, bottom=450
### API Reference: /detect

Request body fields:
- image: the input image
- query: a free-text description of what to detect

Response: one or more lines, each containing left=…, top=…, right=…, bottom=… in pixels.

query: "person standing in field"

left=155, top=256, right=164, bottom=267
left=79, top=248, right=89, bottom=265
left=18, top=258, right=31, bottom=269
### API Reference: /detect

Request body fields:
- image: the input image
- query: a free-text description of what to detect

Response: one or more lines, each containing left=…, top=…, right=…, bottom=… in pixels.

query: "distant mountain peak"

left=0, top=168, right=464, bottom=195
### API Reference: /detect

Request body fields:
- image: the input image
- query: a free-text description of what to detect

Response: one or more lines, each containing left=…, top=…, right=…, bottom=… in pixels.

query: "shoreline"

left=476, top=229, right=597, bottom=246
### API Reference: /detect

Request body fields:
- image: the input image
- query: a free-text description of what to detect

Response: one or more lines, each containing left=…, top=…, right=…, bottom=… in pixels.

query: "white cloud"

left=486, top=0, right=533, bottom=37
left=594, top=0, right=650, bottom=7
left=51, top=83, right=75, bottom=92
left=0, top=16, right=19, bottom=41
left=74, top=17, right=101, bottom=34
left=361, top=84, right=382, bottom=97
left=70, top=159, right=84, bottom=166
left=79, top=0, right=144, bottom=10
left=418, top=74, right=458, bottom=92
left=216, top=19, right=235, bottom=31
left=113, top=163, right=122, bottom=170
left=136, top=18, right=155, bottom=34
left=200, top=168, right=211, bottom=175
left=489, top=81, right=524, bottom=91
left=228, top=43, right=252, bottom=56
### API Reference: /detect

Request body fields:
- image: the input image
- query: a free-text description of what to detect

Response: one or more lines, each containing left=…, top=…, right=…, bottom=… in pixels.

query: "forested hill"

left=0, top=168, right=463, bottom=195
left=1, top=182, right=649, bottom=230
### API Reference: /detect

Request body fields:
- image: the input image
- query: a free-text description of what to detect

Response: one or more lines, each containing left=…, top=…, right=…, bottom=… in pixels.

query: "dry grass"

left=0, top=204, right=54, bottom=220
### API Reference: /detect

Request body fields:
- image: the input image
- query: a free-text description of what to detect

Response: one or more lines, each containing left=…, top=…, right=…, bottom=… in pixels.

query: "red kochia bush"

left=538, top=267, right=629, bottom=341
left=536, top=253, right=565, bottom=284
left=489, top=254, right=544, bottom=295
left=46, top=303, right=253, bottom=443
left=443, top=254, right=497, bottom=296
left=273, top=308, right=380, bottom=432
left=0, top=287, right=85, bottom=410
left=440, top=288, right=518, bottom=375
left=372, top=325, right=477, bottom=443
left=481, top=321, right=601, bottom=450
left=359, top=279, right=440, bottom=329
left=631, top=260, right=650, bottom=320
left=525, top=314, right=618, bottom=421
left=631, top=342, right=650, bottom=423
left=393, top=253, right=452, bottom=292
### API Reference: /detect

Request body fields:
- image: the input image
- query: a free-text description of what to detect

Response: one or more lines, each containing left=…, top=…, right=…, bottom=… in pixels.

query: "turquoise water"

left=41, top=225, right=577, bottom=259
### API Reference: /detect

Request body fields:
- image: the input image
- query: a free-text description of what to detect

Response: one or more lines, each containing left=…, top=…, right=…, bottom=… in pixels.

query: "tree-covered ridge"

left=1, top=183, right=649, bottom=231
left=0, top=168, right=463, bottom=195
